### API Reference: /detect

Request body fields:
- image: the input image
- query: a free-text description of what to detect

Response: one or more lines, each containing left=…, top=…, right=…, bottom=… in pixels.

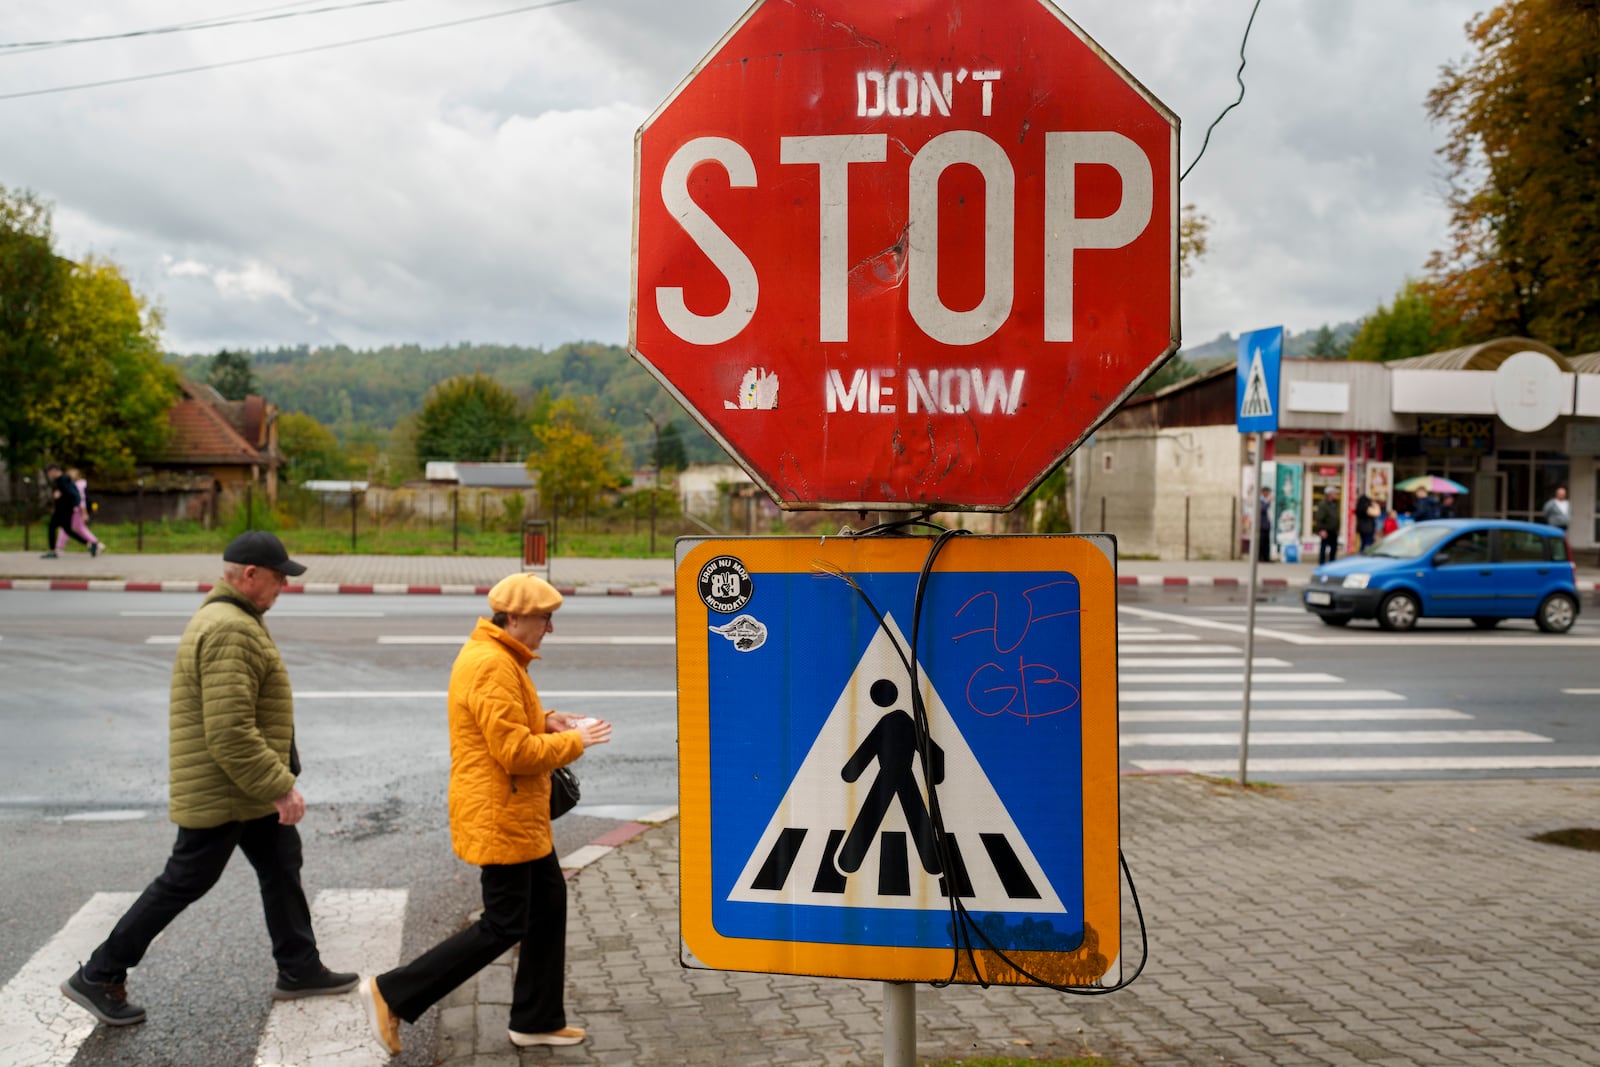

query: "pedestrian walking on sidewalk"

left=61, top=532, right=357, bottom=1027
left=1257, top=487, right=1273, bottom=562
left=41, top=463, right=93, bottom=557
left=1354, top=492, right=1377, bottom=552
left=359, top=573, right=612, bottom=1057
left=1313, top=487, right=1341, bottom=563
left=68, top=468, right=106, bottom=556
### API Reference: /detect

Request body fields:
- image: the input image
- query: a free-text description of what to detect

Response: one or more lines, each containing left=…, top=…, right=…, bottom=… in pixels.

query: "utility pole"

left=643, top=409, right=665, bottom=555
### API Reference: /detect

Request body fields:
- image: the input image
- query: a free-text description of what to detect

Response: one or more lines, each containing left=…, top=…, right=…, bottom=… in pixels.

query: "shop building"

left=1077, top=338, right=1599, bottom=561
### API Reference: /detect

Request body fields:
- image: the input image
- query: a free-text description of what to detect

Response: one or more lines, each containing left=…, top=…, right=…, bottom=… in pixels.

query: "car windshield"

left=1368, top=524, right=1453, bottom=559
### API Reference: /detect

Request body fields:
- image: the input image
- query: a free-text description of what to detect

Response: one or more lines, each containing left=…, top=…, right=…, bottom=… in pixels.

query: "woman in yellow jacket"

left=360, top=574, right=611, bottom=1056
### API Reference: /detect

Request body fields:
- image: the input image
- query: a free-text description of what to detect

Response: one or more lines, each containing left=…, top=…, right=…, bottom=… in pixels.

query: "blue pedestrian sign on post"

left=1236, top=326, right=1283, bottom=433
left=676, top=534, right=1121, bottom=987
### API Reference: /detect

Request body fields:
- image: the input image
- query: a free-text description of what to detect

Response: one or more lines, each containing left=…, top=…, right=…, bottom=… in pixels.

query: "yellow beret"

left=487, top=574, right=563, bottom=616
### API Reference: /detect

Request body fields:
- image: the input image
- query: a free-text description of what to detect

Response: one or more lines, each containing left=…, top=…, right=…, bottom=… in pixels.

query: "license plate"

left=1306, top=591, right=1332, bottom=606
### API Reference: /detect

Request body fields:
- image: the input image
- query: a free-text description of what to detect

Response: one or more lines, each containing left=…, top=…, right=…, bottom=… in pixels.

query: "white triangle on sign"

left=728, top=613, right=1065, bottom=914
left=1241, top=345, right=1274, bottom=419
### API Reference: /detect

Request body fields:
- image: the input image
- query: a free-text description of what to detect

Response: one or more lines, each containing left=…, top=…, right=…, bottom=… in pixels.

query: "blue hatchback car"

left=1302, top=519, right=1580, bottom=632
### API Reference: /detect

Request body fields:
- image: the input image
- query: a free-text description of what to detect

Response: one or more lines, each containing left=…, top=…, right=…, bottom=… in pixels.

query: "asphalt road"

left=2, top=585, right=1597, bottom=1066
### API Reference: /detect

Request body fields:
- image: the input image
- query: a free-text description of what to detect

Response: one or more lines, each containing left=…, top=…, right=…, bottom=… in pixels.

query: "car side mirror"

left=1434, top=551, right=1451, bottom=566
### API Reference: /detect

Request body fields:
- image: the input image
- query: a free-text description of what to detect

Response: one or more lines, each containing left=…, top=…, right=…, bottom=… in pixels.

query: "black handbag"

left=550, top=765, right=580, bottom=819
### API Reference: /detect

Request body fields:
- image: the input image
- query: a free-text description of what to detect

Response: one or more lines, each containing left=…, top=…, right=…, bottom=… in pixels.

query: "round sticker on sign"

left=698, top=555, right=753, bottom=613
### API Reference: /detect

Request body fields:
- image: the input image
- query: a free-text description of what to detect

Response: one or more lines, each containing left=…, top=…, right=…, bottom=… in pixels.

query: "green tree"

left=1346, top=279, right=1462, bottom=363
left=0, top=186, right=69, bottom=500
left=414, top=373, right=529, bottom=462
left=1306, top=324, right=1347, bottom=360
left=1135, top=352, right=1196, bottom=395
left=277, top=411, right=348, bottom=485
left=1425, top=0, right=1600, bottom=351
left=655, top=421, right=689, bottom=472
left=208, top=350, right=257, bottom=400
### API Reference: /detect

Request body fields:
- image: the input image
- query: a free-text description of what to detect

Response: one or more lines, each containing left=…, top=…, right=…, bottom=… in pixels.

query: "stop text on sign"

left=629, top=0, right=1178, bottom=509
left=656, top=129, right=1154, bottom=350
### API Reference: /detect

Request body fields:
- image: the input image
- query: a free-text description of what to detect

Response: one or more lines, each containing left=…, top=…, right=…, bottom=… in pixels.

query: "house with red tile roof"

left=147, top=380, right=281, bottom=503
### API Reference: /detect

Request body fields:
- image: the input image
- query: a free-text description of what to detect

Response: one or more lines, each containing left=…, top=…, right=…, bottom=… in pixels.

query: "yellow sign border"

left=677, top=533, right=1120, bottom=985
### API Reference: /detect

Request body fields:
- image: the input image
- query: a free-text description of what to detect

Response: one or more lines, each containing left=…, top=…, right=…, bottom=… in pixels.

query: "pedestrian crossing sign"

left=1236, top=325, right=1283, bottom=433
left=675, top=534, right=1121, bottom=986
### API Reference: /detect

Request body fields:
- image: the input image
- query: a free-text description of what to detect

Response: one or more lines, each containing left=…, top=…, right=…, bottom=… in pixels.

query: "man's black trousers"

left=84, top=814, right=320, bottom=983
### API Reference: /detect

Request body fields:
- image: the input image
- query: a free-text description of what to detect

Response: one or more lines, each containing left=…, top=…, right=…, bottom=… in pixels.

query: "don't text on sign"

left=631, top=0, right=1179, bottom=510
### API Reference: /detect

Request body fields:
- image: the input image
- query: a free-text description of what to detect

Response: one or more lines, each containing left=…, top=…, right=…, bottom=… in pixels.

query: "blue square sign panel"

left=1237, top=325, right=1283, bottom=433
left=676, top=534, right=1121, bottom=986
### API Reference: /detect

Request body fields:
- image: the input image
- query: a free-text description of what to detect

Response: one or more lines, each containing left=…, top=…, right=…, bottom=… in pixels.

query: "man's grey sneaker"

left=61, top=966, right=146, bottom=1027
left=272, top=966, right=360, bottom=1000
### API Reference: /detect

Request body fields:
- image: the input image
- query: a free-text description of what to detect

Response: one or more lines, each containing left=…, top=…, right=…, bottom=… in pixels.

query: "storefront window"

left=1497, top=450, right=1568, bottom=523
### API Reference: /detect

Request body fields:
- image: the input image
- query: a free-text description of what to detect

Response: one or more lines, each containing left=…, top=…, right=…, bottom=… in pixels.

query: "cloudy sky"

left=0, top=0, right=1485, bottom=356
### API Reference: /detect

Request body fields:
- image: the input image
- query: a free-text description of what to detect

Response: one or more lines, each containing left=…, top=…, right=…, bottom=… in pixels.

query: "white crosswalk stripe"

left=1123, top=729, right=1548, bottom=747
left=254, top=889, right=407, bottom=1067
left=1112, top=614, right=1600, bottom=778
left=1132, top=755, right=1600, bottom=773
left=0, top=893, right=139, bottom=1067
left=0, top=889, right=406, bottom=1067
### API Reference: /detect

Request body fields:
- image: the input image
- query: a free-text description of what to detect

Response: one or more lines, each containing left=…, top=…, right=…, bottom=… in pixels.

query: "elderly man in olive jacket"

left=61, top=532, right=356, bottom=1028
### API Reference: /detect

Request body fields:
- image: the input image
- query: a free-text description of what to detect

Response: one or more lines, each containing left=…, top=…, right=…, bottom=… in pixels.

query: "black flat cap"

left=223, top=530, right=307, bottom=576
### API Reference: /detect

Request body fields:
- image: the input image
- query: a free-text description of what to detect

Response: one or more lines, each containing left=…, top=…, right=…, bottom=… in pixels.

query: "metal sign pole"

left=883, top=983, right=914, bottom=1067
left=1239, top=433, right=1265, bottom=785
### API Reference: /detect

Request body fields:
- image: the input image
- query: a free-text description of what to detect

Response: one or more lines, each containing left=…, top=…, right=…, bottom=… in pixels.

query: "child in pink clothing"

left=62, top=469, right=106, bottom=557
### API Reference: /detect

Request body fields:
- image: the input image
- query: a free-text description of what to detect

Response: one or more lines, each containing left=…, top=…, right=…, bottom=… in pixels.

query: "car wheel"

left=1535, top=593, right=1577, bottom=634
left=1470, top=617, right=1501, bottom=630
left=1378, top=591, right=1420, bottom=632
left=1319, top=614, right=1352, bottom=627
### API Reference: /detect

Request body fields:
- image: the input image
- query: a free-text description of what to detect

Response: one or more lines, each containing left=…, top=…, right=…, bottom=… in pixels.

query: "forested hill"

left=172, top=341, right=732, bottom=465
left=220, top=341, right=657, bottom=431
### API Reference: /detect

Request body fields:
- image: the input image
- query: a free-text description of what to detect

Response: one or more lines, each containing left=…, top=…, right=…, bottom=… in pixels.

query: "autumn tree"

left=277, top=411, right=349, bottom=484
left=1425, top=0, right=1600, bottom=352
left=32, top=258, right=177, bottom=478
left=527, top=398, right=627, bottom=519
left=208, top=350, right=258, bottom=400
left=1178, top=204, right=1211, bottom=278
left=1346, top=279, right=1463, bottom=363
left=414, top=373, right=530, bottom=462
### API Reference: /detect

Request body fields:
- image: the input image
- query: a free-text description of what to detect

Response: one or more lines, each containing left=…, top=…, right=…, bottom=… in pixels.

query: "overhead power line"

left=0, top=0, right=582, bottom=102
left=0, top=0, right=429, bottom=54
left=1180, top=0, right=1265, bottom=182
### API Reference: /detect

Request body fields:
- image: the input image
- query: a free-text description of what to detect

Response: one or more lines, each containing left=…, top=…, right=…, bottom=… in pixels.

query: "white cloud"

left=0, top=0, right=1483, bottom=354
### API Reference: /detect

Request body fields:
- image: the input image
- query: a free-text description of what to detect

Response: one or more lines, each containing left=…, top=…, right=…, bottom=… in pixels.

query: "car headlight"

left=1342, top=573, right=1370, bottom=589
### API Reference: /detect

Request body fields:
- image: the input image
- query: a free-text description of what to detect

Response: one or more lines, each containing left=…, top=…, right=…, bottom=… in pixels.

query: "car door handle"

left=1478, top=569, right=1492, bottom=575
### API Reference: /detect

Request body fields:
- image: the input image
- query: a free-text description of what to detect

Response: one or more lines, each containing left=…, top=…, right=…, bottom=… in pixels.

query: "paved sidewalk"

left=443, top=775, right=1600, bottom=1067
left=6, top=549, right=1597, bottom=594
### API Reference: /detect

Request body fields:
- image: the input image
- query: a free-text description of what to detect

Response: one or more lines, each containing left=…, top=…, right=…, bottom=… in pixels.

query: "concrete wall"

left=1081, top=424, right=1243, bottom=559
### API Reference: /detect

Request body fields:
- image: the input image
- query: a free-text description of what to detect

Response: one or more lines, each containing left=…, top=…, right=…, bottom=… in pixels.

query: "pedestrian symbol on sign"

left=838, top=679, right=944, bottom=877
left=728, top=614, right=1062, bottom=914
left=1240, top=345, right=1274, bottom=419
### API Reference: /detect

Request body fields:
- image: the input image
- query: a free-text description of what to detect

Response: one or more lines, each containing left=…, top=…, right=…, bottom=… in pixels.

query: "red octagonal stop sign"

left=631, top=0, right=1178, bottom=511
